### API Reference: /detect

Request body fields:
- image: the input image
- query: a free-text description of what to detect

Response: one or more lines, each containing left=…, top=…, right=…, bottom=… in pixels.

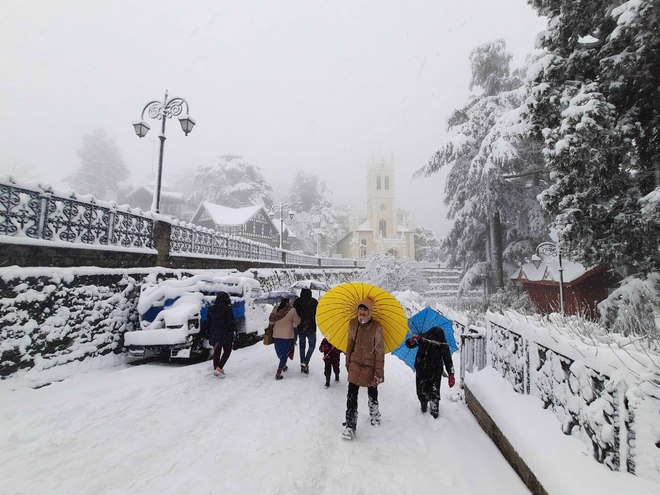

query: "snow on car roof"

left=137, top=274, right=260, bottom=315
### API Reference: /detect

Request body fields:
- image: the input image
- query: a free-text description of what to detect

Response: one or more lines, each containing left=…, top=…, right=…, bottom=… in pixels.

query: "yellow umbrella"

left=316, top=282, right=408, bottom=353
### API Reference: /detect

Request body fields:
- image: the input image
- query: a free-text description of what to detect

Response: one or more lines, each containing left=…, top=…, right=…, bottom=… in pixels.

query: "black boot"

left=342, top=409, right=357, bottom=440
left=368, top=397, right=381, bottom=426
left=420, top=401, right=427, bottom=414
left=430, top=400, right=439, bottom=419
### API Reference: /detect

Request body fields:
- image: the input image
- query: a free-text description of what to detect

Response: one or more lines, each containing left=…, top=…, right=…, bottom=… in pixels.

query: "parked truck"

left=124, top=274, right=262, bottom=361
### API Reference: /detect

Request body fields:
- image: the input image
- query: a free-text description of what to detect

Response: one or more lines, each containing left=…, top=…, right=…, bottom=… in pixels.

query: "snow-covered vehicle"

left=124, top=274, right=262, bottom=361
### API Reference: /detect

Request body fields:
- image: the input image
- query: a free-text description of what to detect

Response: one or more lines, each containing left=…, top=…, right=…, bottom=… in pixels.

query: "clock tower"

left=367, top=158, right=396, bottom=238
left=335, top=156, right=415, bottom=260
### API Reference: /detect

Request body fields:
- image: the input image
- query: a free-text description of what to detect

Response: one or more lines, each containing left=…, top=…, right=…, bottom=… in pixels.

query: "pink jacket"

left=271, top=307, right=301, bottom=339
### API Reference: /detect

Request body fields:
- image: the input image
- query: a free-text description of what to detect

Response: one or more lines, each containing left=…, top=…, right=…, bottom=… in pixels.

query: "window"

left=379, top=220, right=386, bottom=237
left=376, top=175, right=381, bottom=190
left=359, top=239, right=367, bottom=259
left=384, top=176, right=390, bottom=190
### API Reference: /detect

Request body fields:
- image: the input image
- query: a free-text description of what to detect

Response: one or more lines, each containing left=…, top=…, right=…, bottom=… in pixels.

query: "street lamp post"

left=311, top=227, right=324, bottom=257
left=268, top=202, right=294, bottom=250
left=533, top=241, right=565, bottom=315
left=133, top=91, right=195, bottom=214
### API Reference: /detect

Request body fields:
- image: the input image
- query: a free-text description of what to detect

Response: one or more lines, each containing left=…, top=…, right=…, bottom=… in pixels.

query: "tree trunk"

left=489, top=211, right=504, bottom=290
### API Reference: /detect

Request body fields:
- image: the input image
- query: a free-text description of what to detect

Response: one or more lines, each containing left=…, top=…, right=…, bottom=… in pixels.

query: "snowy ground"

left=0, top=344, right=530, bottom=495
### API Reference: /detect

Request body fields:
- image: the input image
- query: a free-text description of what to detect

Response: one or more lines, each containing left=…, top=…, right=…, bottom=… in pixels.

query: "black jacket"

left=292, top=288, right=318, bottom=333
left=406, top=327, right=454, bottom=375
left=207, top=292, right=237, bottom=347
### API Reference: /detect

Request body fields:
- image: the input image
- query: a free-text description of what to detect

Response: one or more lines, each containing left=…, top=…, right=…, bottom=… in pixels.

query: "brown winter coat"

left=345, top=317, right=385, bottom=387
left=271, top=306, right=301, bottom=339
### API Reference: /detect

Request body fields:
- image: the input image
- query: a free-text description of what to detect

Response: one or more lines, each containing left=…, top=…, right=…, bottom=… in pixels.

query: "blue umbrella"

left=392, top=307, right=457, bottom=371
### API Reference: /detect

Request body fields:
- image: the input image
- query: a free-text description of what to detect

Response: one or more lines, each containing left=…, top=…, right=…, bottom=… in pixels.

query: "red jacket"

left=319, top=338, right=341, bottom=365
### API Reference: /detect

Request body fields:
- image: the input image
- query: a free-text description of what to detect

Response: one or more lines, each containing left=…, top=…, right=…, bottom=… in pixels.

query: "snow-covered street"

left=0, top=345, right=529, bottom=495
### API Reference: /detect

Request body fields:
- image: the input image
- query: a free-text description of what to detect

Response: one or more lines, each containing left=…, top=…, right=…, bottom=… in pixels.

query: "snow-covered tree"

left=414, top=226, right=443, bottom=262
left=527, top=0, right=659, bottom=276
left=359, top=252, right=429, bottom=293
left=284, top=170, right=349, bottom=255
left=288, top=170, right=328, bottom=212
left=189, top=155, right=273, bottom=208
left=417, top=40, right=548, bottom=290
left=66, top=128, right=129, bottom=201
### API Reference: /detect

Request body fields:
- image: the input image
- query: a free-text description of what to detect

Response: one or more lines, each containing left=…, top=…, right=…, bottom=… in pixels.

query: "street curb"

left=464, top=384, right=548, bottom=495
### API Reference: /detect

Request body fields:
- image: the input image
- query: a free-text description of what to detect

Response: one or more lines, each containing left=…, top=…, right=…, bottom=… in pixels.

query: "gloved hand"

left=410, top=334, right=421, bottom=341
left=448, top=374, right=456, bottom=388
left=373, top=375, right=382, bottom=385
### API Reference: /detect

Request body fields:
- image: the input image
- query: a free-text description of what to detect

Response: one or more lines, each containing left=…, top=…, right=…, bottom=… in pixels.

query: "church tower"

left=334, top=156, right=415, bottom=260
left=367, top=157, right=396, bottom=238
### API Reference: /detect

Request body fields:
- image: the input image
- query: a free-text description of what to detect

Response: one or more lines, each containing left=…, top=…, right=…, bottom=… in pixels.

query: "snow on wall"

left=485, top=311, right=660, bottom=483
left=0, top=266, right=359, bottom=380
left=0, top=269, right=141, bottom=377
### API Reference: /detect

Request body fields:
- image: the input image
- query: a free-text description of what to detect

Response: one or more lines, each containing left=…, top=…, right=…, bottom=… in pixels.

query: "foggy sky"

left=0, top=0, right=545, bottom=236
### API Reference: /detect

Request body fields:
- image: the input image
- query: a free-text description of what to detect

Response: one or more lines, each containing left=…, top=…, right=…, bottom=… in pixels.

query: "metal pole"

left=279, top=205, right=283, bottom=250
left=558, top=247, right=565, bottom=315
left=153, top=91, right=168, bottom=214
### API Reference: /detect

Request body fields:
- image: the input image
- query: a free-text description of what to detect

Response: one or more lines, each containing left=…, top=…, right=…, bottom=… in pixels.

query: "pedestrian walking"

left=319, top=337, right=341, bottom=388
left=293, top=287, right=318, bottom=374
left=405, top=326, right=455, bottom=418
left=207, top=291, right=237, bottom=377
left=270, top=297, right=301, bottom=380
left=342, top=297, right=384, bottom=440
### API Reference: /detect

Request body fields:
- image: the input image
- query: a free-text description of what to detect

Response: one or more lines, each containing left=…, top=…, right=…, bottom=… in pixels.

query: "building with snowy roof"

left=191, top=201, right=294, bottom=249
left=511, top=258, right=618, bottom=320
left=124, top=184, right=186, bottom=218
left=335, top=157, right=415, bottom=260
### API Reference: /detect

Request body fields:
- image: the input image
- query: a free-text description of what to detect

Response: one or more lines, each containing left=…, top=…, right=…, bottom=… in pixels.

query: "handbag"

left=263, top=323, right=274, bottom=345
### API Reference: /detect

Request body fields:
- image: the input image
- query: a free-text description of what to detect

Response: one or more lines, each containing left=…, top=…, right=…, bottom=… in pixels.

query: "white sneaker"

left=214, top=368, right=221, bottom=376
left=341, top=427, right=355, bottom=440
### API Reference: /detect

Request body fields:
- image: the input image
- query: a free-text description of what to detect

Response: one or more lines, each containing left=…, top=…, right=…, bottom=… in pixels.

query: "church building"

left=335, top=158, right=415, bottom=260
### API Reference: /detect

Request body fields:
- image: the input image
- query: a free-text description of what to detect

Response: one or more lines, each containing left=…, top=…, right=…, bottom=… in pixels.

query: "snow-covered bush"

left=488, top=284, right=535, bottom=315
left=358, top=253, right=429, bottom=293
left=598, top=273, right=659, bottom=349
left=0, top=269, right=140, bottom=377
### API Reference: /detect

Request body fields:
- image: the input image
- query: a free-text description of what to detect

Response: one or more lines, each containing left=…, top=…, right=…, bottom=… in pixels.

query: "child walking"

left=319, top=337, right=341, bottom=388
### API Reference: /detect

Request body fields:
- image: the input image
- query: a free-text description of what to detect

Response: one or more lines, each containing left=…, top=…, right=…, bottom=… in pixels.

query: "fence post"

left=153, top=220, right=171, bottom=267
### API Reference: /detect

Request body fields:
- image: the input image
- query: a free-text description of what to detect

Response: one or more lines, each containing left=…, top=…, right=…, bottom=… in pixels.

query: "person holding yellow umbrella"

left=316, top=281, right=408, bottom=441
left=342, top=297, right=384, bottom=440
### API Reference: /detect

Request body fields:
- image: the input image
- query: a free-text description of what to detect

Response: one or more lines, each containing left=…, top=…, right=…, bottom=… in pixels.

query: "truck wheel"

left=190, top=334, right=210, bottom=362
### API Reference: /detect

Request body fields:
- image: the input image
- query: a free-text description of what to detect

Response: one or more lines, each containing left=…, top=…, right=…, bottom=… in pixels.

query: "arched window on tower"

left=384, top=176, right=390, bottom=190
left=359, top=239, right=367, bottom=259
left=379, top=219, right=386, bottom=237
left=376, top=176, right=381, bottom=190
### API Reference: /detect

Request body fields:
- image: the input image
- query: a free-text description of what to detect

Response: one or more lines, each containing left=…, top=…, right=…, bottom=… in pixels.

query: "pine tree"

left=66, top=128, right=129, bottom=200
left=414, top=226, right=443, bottom=262
left=417, top=40, right=548, bottom=288
left=190, top=155, right=273, bottom=208
left=527, top=0, right=659, bottom=276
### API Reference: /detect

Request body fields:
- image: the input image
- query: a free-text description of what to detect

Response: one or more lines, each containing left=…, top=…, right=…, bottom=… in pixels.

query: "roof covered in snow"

left=199, top=202, right=265, bottom=227
left=126, top=184, right=185, bottom=201
left=511, top=259, right=604, bottom=285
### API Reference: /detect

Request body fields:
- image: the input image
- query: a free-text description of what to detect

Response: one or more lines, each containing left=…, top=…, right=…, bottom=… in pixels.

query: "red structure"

left=511, top=260, right=617, bottom=320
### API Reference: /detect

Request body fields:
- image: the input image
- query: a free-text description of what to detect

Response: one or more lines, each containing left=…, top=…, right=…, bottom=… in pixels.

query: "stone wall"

left=0, top=267, right=359, bottom=379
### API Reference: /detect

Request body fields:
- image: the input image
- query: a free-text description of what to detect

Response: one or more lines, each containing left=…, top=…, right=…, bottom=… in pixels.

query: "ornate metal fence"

left=0, top=179, right=153, bottom=249
left=0, top=178, right=361, bottom=267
